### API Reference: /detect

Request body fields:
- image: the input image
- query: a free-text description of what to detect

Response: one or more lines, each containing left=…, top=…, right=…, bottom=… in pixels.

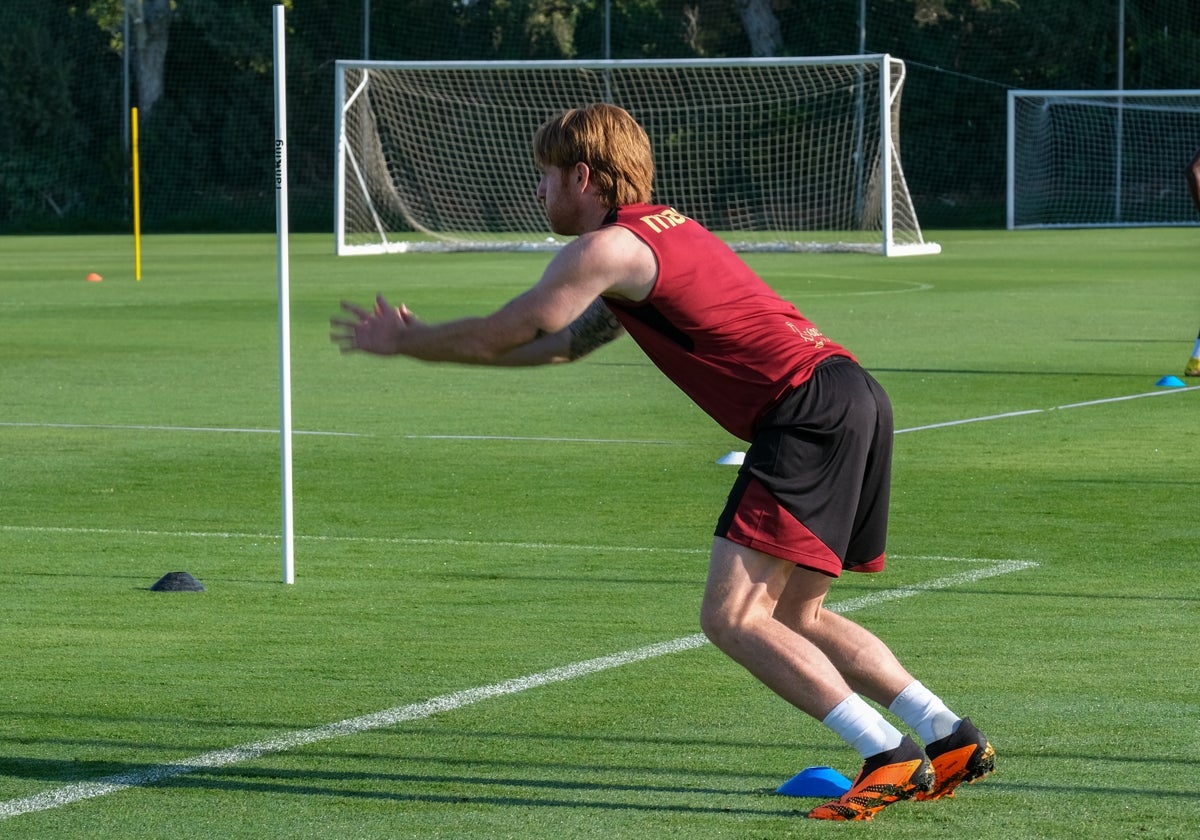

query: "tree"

left=734, top=0, right=782, bottom=56
left=132, top=0, right=171, bottom=117
left=0, top=0, right=123, bottom=228
left=84, top=0, right=172, bottom=119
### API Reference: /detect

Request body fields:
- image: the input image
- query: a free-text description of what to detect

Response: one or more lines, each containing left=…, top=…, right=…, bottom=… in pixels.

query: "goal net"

left=1007, top=89, right=1200, bottom=229
left=335, top=56, right=939, bottom=256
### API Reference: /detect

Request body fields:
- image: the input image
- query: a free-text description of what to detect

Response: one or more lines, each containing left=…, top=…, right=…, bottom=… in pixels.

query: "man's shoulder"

left=570, top=224, right=657, bottom=303
left=575, top=218, right=653, bottom=255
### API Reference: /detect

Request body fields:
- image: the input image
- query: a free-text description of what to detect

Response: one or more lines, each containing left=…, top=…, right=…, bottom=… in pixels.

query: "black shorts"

left=714, top=356, right=893, bottom=577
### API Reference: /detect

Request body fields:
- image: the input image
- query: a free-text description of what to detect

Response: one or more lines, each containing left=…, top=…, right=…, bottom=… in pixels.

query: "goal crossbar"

left=335, top=55, right=939, bottom=256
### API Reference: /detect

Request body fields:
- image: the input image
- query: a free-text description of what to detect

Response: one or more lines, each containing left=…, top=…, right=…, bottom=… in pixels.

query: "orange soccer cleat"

left=807, top=736, right=935, bottom=821
left=915, top=717, right=996, bottom=801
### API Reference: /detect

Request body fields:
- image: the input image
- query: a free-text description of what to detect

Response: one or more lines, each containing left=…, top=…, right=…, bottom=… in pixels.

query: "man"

left=330, top=104, right=994, bottom=821
left=1185, top=148, right=1200, bottom=377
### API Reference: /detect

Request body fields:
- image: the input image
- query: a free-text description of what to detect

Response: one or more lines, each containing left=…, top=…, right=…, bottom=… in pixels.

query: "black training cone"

left=149, top=571, right=205, bottom=592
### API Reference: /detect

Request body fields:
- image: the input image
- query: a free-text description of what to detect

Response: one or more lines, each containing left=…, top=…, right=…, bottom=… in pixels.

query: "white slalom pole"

left=273, top=4, right=295, bottom=584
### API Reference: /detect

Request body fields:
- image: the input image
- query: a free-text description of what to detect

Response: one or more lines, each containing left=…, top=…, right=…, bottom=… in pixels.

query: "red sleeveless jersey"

left=602, top=204, right=853, bottom=442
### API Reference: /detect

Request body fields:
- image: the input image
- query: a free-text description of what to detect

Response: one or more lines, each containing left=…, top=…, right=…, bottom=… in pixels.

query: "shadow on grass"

left=5, top=713, right=1198, bottom=816
left=0, top=755, right=809, bottom=818
left=5, top=749, right=1196, bottom=816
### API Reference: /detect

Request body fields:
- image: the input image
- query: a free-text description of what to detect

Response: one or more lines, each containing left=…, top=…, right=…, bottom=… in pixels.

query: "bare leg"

left=702, top=539, right=952, bottom=819
left=773, top=565, right=915, bottom=709
left=701, top=537, right=917, bottom=715
left=700, top=537, right=855, bottom=719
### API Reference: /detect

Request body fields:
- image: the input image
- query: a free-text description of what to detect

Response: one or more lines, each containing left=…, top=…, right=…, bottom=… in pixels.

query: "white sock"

left=822, top=694, right=905, bottom=759
left=1190, top=336, right=1200, bottom=359
left=888, top=680, right=960, bottom=744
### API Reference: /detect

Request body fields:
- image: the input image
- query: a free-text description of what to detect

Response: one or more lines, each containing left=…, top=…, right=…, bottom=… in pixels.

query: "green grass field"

left=1, top=229, right=1197, bottom=838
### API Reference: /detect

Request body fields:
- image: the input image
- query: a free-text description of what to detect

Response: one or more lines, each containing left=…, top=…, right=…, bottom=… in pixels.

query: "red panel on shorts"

left=723, top=477, right=886, bottom=577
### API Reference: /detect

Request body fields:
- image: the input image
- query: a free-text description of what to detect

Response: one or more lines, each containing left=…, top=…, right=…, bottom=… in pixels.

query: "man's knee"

left=701, top=537, right=794, bottom=648
left=698, top=591, right=735, bottom=648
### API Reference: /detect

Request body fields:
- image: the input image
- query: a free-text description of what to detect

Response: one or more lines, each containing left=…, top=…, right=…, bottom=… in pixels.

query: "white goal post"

left=335, top=56, right=939, bottom=256
left=1007, top=89, right=1200, bottom=229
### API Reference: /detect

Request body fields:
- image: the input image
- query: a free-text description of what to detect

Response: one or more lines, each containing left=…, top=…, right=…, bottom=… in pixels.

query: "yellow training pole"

left=132, top=106, right=143, bottom=281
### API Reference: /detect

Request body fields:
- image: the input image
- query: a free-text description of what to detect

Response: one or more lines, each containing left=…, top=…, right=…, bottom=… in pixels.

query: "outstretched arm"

left=330, top=225, right=652, bottom=365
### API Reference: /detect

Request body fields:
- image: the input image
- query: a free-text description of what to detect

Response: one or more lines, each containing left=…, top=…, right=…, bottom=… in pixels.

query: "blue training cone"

left=1156, top=375, right=1186, bottom=388
left=776, top=766, right=853, bottom=798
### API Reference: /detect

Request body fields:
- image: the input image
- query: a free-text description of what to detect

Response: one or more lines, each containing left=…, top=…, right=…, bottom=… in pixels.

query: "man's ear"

left=573, top=161, right=590, bottom=190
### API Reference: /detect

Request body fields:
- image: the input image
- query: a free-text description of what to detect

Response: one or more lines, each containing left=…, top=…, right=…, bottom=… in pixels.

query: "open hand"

left=330, top=294, right=417, bottom=355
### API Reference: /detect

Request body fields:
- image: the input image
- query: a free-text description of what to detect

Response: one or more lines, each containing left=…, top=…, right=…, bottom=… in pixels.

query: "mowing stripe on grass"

left=0, top=521, right=1038, bottom=565
left=403, top=433, right=681, bottom=444
left=0, top=557, right=1036, bottom=820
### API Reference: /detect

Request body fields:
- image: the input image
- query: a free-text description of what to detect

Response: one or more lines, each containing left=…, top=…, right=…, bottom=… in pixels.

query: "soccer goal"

left=335, top=56, right=939, bottom=256
left=1007, top=89, right=1200, bottom=229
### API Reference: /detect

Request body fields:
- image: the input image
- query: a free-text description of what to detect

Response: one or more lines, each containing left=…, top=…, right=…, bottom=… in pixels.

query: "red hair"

left=533, top=104, right=654, bottom=206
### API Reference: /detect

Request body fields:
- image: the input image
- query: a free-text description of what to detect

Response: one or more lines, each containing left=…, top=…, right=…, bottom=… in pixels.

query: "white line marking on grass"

left=1051, top=388, right=1197, bottom=410
left=5, top=384, right=1193, bottom=443
left=896, top=385, right=1197, bottom=434
left=828, top=559, right=1038, bottom=614
left=0, top=557, right=1036, bottom=820
left=0, top=422, right=362, bottom=437
left=897, top=409, right=1045, bottom=433
left=0, top=636, right=708, bottom=821
left=0, top=422, right=677, bottom=446
left=778, top=277, right=934, bottom=298
left=0, top=525, right=702, bottom=555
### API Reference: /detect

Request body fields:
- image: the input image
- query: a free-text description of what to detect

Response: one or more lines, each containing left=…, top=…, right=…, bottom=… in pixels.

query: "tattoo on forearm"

left=567, top=299, right=623, bottom=359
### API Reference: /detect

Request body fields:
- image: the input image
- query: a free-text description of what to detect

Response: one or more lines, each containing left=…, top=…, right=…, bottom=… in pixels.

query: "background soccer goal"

left=334, top=56, right=939, bottom=257
left=1007, top=89, right=1200, bottom=229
